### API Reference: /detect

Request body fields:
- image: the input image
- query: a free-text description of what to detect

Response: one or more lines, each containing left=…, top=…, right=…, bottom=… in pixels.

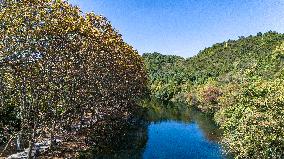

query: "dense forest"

left=143, top=31, right=284, bottom=158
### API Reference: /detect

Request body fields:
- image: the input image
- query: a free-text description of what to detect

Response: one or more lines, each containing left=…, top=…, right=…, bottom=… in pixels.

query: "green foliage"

left=143, top=32, right=284, bottom=158
left=143, top=32, right=284, bottom=102
left=215, top=79, right=284, bottom=158
left=0, top=104, right=21, bottom=144
left=193, top=79, right=222, bottom=113
left=185, top=31, right=284, bottom=84
left=142, top=52, right=190, bottom=101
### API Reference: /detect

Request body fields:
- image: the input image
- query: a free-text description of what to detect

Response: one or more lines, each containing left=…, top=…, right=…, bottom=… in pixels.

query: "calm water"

left=90, top=101, right=226, bottom=159
left=143, top=121, right=222, bottom=159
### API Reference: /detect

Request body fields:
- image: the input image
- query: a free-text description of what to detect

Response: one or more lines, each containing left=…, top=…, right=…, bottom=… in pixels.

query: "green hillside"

left=143, top=53, right=187, bottom=100
left=143, top=31, right=284, bottom=158
left=185, top=31, right=284, bottom=83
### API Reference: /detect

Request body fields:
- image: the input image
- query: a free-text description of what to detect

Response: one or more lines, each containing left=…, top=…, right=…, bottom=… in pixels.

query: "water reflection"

left=145, top=100, right=222, bottom=141
left=143, top=121, right=222, bottom=159
left=80, top=116, right=149, bottom=159
left=84, top=99, right=225, bottom=159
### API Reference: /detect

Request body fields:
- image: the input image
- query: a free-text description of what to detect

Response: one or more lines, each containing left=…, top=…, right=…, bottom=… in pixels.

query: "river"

left=90, top=100, right=227, bottom=159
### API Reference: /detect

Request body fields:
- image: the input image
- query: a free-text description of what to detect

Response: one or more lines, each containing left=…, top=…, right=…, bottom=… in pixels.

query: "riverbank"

left=80, top=99, right=227, bottom=158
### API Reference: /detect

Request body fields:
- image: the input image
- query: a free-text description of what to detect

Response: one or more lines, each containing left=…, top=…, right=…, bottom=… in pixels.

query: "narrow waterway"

left=91, top=100, right=226, bottom=159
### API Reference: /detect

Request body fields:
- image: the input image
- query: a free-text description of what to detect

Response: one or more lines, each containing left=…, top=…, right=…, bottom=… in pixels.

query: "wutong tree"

left=0, top=0, right=147, bottom=158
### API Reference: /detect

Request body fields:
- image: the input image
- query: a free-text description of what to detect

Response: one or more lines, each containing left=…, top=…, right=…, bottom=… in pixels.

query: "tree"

left=0, top=0, right=147, bottom=158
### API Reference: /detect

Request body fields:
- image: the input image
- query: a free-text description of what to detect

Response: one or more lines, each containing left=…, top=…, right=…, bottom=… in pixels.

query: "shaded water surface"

left=89, top=101, right=225, bottom=159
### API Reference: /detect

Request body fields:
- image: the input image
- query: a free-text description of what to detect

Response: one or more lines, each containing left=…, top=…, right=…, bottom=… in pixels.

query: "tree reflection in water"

left=79, top=108, right=149, bottom=159
left=145, top=99, right=222, bottom=142
left=80, top=99, right=223, bottom=159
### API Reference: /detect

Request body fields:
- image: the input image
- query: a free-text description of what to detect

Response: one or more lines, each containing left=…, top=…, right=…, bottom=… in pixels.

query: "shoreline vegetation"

left=1, top=0, right=284, bottom=159
left=143, top=32, right=284, bottom=158
left=0, top=0, right=147, bottom=158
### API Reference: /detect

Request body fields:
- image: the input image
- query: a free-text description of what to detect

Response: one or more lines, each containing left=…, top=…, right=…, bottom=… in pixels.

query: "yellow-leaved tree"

left=0, top=0, right=147, bottom=158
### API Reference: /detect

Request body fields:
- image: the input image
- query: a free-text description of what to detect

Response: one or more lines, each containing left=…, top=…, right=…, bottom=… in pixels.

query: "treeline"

left=0, top=0, right=147, bottom=158
left=143, top=31, right=284, bottom=158
left=143, top=53, right=188, bottom=101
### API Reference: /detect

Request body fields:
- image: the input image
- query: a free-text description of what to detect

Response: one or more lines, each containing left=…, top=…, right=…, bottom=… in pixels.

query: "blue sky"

left=69, top=0, right=284, bottom=57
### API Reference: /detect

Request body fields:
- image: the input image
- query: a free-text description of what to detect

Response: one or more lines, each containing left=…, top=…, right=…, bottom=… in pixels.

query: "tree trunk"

left=16, top=132, right=22, bottom=151
left=50, top=121, right=56, bottom=150
left=27, top=120, right=37, bottom=159
left=17, top=76, right=26, bottom=151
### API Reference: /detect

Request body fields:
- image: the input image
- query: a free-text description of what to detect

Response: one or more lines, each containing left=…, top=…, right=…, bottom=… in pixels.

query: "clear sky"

left=69, top=0, right=284, bottom=57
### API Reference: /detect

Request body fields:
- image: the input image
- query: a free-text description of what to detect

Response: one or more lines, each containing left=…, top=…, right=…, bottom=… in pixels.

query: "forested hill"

left=142, top=53, right=187, bottom=100
left=185, top=31, right=284, bottom=83
left=143, top=31, right=284, bottom=158
left=143, top=31, right=284, bottom=101
left=143, top=53, right=185, bottom=84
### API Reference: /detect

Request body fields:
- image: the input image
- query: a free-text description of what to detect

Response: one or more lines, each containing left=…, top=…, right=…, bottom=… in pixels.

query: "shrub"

left=215, top=79, right=284, bottom=158
left=202, top=86, right=222, bottom=104
left=190, top=79, right=222, bottom=113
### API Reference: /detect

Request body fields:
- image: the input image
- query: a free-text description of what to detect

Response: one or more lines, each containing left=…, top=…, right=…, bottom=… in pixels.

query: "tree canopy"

left=143, top=32, right=284, bottom=158
left=0, top=0, right=147, bottom=158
